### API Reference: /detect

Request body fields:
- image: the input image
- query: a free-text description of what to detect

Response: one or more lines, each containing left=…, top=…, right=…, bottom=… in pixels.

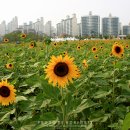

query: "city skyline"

left=0, top=0, right=130, bottom=26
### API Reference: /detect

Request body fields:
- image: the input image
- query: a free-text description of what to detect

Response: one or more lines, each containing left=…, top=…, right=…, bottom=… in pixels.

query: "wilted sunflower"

left=0, top=79, right=16, bottom=106
left=21, top=33, right=26, bottom=39
left=4, top=38, right=9, bottom=43
left=112, top=44, right=124, bottom=58
left=45, top=55, right=80, bottom=88
left=5, top=63, right=13, bottom=69
left=92, top=46, right=97, bottom=53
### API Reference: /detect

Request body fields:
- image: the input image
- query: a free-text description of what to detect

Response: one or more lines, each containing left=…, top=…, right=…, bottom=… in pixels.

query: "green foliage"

left=122, top=112, right=130, bottom=130
left=2, top=31, right=44, bottom=43
left=43, top=36, right=52, bottom=45
left=0, top=40, right=130, bottom=129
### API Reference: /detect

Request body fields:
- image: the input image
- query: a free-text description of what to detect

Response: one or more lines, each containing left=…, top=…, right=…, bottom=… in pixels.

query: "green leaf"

left=16, top=96, right=27, bottom=103
left=40, top=112, right=58, bottom=121
left=122, top=112, right=130, bottom=130
left=40, top=99, right=51, bottom=108
left=0, top=109, right=15, bottom=122
left=19, top=73, right=37, bottom=78
left=19, top=124, right=35, bottom=130
left=23, top=83, right=41, bottom=94
left=23, top=88, right=36, bottom=95
left=93, top=90, right=112, bottom=99
left=68, top=99, right=98, bottom=115
left=1, top=72, right=14, bottom=79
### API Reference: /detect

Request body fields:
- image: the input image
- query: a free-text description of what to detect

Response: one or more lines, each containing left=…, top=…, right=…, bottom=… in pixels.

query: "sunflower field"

left=0, top=37, right=130, bottom=130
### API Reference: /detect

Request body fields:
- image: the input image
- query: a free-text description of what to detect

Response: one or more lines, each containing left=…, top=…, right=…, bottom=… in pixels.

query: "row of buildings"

left=56, top=12, right=129, bottom=37
left=0, top=12, right=130, bottom=38
left=0, top=17, right=56, bottom=37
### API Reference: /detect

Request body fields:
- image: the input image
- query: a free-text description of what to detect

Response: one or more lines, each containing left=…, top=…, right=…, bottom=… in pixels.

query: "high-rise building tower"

left=0, top=21, right=6, bottom=36
left=56, top=14, right=78, bottom=37
left=81, top=11, right=100, bottom=37
left=123, top=23, right=130, bottom=35
left=7, top=16, right=18, bottom=33
left=44, top=21, right=52, bottom=36
left=102, top=14, right=119, bottom=37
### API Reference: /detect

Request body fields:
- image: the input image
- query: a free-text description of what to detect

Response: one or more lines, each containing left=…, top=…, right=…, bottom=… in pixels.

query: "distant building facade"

left=7, top=16, right=18, bottom=33
left=102, top=14, right=119, bottom=37
left=0, top=21, right=6, bottom=36
left=123, top=23, right=130, bottom=35
left=77, top=23, right=81, bottom=36
left=32, top=17, right=44, bottom=34
left=56, top=14, right=78, bottom=37
left=81, top=12, right=100, bottom=37
left=44, top=21, right=52, bottom=36
left=17, top=17, right=44, bottom=34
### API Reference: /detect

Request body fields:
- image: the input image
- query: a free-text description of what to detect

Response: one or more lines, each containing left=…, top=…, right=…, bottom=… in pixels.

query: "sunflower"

left=94, top=55, right=98, bottom=59
left=53, top=42, right=57, bottom=46
left=5, top=63, right=13, bottom=69
left=92, top=46, right=97, bottom=53
left=45, top=55, right=80, bottom=88
left=100, top=46, right=103, bottom=49
left=29, top=43, right=34, bottom=48
left=82, top=59, right=88, bottom=69
left=21, top=33, right=26, bottom=39
left=0, top=79, right=16, bottom=106
left=112, top=44, right=124, bottom=58
left=77, top=45, right=81, bottom=50
left=125, top=44, right=129, bottom=48
left=62, top=51, right=68, bottom=56
left=4, top=38, right=9, bottom=43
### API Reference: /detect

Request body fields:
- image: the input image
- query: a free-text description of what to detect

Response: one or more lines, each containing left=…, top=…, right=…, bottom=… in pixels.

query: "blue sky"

left=0, top=0, right=130, bottom=26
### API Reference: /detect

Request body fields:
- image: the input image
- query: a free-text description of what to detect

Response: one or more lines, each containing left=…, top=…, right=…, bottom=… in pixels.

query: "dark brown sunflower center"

left=54, top=62, right=69, bottom=77
left=0, top=86, right=10, bottom=97
left=93, top=48, right=96, bottom=51
left=115, top=46, right=121, bottom=53
left=9, top=64, right=12, bottom=67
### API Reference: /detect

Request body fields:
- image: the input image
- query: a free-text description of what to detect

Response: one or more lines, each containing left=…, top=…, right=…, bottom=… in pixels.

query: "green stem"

left=112, top=61, right=116, bottom=101
left=111, top=60, right=116, bottom=127
left=60, top=88, right=66, bottom=130
left=46, top=45, right=49, bottom=62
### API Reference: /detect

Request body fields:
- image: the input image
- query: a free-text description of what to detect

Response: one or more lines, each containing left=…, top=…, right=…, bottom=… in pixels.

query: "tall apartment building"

left=17, top=17, right=44, bottom=34
left=32, top=17, right=44, bottom=34
left=44, top=21, right=52, bottom=36
left=57, top=23, right=62, bottom=36
left=77, top=23, right=81, bottom=36
left=0, top=21, right=6, bottom=36
left=7, top=16, right=18, bottom=33
left=81, top=11, right=100, bottom=37
left=123, top=23, right=130, bottom=35
left=56, top=14, right=78, bottom=37
left=102, top=14, right=119, bottom=37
